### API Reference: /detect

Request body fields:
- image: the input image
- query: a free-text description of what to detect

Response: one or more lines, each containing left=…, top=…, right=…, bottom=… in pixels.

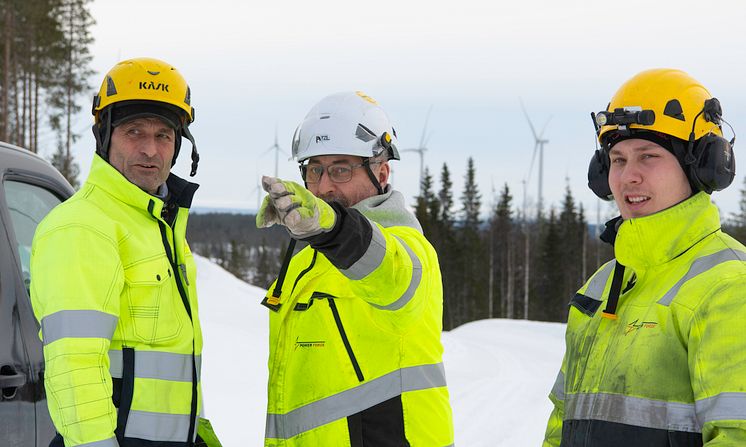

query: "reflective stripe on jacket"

left=543, top=192, right=746, bottom=446
left=264, top=189, right=454, bottom=447
left=31, top=154, right=203, bottom=447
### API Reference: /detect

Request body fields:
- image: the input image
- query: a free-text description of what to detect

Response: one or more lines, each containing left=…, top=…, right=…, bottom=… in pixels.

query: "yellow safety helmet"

left=596, top=68, right=722, bottom=145
left=92, top=57, right=199, bottom=176
left=589, top=68, right=735, bottom=198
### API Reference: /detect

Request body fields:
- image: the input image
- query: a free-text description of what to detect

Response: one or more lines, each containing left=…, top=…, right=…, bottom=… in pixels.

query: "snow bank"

left=196, top=255, right=565, bottom=446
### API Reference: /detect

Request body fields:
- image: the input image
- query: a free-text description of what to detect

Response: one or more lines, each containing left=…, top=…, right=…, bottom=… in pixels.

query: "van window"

left=3, top=181, right=62, bottom=289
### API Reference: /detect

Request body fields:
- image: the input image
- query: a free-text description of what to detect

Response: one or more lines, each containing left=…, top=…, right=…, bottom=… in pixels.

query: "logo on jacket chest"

left=295, top=336, right=325, bottom=350
left=625, top=318, right=658, bottom=335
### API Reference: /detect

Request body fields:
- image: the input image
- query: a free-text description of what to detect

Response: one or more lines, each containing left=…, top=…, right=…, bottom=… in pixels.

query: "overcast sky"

left=57, top=0, right=746, bottom=221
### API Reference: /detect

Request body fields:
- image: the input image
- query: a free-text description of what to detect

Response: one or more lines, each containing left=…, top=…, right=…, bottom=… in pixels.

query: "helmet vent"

left=147, top=70, right=160, bottom=75
left=106, top=76, right=117, bottom=96
left=355, top=123, right=376, bottom=142
left=663, top=99, right=685, bottom=121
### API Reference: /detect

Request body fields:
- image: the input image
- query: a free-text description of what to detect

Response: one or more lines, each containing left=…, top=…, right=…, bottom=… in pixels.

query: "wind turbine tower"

left=401, top=106, right=433, bottom=196
left=520, top=101, right=551, bottom=217
left=261, top=126, right=288, bottom=178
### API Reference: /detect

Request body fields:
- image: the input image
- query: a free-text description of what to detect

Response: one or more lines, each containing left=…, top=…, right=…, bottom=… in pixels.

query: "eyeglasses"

left=301, top=160, right=380, bottom=183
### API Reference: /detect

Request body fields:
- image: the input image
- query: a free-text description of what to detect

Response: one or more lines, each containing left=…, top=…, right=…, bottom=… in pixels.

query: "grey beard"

left=319, top=194, right=350, bottom=208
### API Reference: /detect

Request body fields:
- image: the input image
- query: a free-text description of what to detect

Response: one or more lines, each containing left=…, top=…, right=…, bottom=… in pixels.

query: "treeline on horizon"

left=187, top=157, right=746, bottom=328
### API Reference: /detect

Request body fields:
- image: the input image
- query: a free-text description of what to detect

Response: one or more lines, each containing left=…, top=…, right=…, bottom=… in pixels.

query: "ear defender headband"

left=587, top=99, right=736, bottom=200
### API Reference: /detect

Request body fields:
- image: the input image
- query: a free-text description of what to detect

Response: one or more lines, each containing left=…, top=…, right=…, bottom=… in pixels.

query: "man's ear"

left=378, top=161, right=391, bottom=187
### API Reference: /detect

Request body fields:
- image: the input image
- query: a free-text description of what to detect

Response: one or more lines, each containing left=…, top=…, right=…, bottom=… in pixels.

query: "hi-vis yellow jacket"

left=31, top=155, right=202, bottom=447
left=544, top=192, right=746, bottom=446
left=263, top=189, right=454, bottom=447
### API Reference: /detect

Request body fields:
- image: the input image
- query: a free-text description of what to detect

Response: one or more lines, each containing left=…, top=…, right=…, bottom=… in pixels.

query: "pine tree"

left=458, top=157, right=487, bottom=321
left=491, top=183, right=515, bottom=318
left=47, top=0, right=93, bottom=184
left=533, top=207, right=564, bottom=322
left=460, top=157, right=481, bottom=231
left=437, top=162, right=458, bottom=329
left=414, top=167, right=439, bottom=241
left=556, top=181, right=584, bottom=321
left=438, top=163, right=454, bottom=230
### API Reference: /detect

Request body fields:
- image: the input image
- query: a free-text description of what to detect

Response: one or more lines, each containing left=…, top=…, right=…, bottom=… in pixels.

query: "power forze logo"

left=625, top=319, right=658, bottom=335
left=295, top=336, right=325, bottom=350
left=139, top=81, right=169, bottom=92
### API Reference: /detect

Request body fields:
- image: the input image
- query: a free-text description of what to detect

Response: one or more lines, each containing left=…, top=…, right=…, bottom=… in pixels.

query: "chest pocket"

left=124, top=256, right=184, bottom=343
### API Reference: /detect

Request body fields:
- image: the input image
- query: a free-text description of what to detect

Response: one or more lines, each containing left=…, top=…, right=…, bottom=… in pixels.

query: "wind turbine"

left=520, top=100, right=551, bottom=218
left=401, top=106, right=433, bottom=196
left=249, top=176, right=262, bottom=212
left=261, top=126, right=289, bottom=178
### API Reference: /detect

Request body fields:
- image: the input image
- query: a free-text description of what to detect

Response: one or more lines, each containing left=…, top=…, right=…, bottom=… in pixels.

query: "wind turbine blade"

left=423, top=131, right=433, bottom=149
left=527, top=141, right=539, bottom=185
left=419, top=105, right=433, bottom=148
left=519, top=98, right=539, bottom=141
left=539, top=116, right=552, bottom=140
left=261, top=145, right=275, bottom=156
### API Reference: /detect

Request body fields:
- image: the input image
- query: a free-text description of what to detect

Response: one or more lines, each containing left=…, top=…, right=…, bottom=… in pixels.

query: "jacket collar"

left=352, top=186, right=423, bottom=233
left=85, top=154, right=199, bottom=218
left=614, top=192, right=720, bottom=270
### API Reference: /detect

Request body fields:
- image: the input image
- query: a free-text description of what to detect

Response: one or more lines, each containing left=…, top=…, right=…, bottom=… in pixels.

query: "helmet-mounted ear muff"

left=587, top=143, right=613, bottom=200
left=683, top=98, right=736, bottom=193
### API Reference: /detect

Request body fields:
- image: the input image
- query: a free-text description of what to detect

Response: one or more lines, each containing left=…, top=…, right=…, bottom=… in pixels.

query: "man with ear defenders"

left=543, top=69, right=746, bottom=446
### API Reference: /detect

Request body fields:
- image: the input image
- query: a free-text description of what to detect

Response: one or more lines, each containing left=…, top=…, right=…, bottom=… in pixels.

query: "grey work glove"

left=256, top=176, right=337, bottom=239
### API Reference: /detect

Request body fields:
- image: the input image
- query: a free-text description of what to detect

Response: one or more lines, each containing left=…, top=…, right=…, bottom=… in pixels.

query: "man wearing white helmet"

left=257, top=91, right=454, bottom=446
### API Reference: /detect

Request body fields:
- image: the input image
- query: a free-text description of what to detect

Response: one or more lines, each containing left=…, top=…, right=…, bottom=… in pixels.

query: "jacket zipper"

left=153, top=202, right=198, bottom=446
left=327, top=297, right=364, bottom=382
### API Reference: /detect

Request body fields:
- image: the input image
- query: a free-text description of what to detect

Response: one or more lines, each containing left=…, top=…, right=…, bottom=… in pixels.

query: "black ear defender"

left=685, top=98, right=736, bottom=193
left=588, top=112, right=614, bottom=200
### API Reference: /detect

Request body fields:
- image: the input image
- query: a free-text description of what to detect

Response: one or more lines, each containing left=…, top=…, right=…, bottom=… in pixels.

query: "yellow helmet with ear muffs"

left=588, top=68, right=735, bottom=199
left=597, top=69, right=722, bottom=144
left=91, top=57, right=200, bottom=176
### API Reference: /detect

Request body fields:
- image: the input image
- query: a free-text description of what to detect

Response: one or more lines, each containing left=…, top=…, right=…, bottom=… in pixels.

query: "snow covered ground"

left=196, top=255, right=566, bottom=446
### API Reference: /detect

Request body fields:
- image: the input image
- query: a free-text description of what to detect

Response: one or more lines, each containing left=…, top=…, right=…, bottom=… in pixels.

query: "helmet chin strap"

left=182, top=125, right=199, bottom=176
left=362, top=159, right=384, bottom=195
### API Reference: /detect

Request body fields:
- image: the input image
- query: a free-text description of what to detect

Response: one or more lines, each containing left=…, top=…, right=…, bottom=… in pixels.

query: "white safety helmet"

left=291, top=91, right=400, bottom=163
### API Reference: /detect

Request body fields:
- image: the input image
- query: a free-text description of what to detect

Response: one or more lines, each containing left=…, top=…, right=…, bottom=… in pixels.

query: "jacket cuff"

left=304, top=202, right=373, bottom=270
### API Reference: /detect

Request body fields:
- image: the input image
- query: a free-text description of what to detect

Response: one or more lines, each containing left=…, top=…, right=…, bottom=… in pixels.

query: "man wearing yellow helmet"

left=543, top=69, right=746, bottom=446
left=256, top=91, right=454, bottom=446
left=30, top=58, right=218, bottom=447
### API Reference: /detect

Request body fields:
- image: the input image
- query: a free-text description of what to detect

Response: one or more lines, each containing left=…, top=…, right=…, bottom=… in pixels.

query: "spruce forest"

left=187, top=158, right=746, bottom=329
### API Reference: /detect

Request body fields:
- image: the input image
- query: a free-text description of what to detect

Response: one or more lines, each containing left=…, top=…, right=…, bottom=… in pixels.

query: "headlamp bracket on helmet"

left=594, top=107, right=656, bottom=137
